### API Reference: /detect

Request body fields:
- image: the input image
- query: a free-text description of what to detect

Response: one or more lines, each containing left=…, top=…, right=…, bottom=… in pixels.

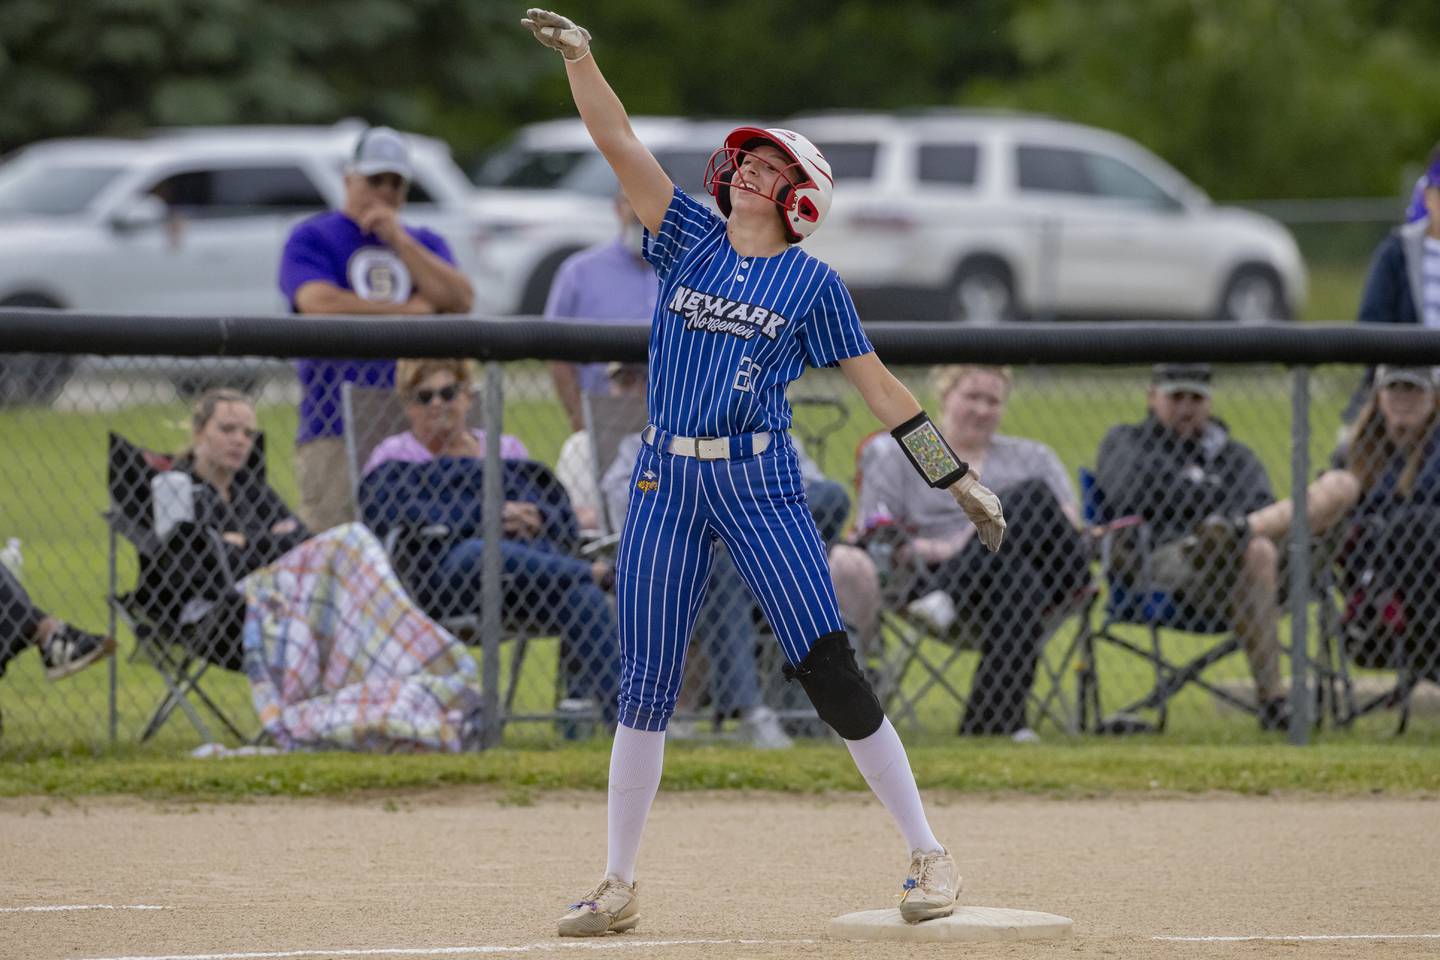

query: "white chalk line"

left=0, top=905, right=168, bottom=914
left=72, top=938, right=819, bottom=960
left=1154, top=933, right=1440, bottom=943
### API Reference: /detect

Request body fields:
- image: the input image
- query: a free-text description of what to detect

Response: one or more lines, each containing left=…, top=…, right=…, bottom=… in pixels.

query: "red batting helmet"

left=704, top=126, right=833, bottom=243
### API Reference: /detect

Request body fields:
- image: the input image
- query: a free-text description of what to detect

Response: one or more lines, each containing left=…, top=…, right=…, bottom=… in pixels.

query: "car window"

left=655, top=148, right=715, bottom=198
left=812, top=142, right=878, bottom=180
left=475, top=149, right=591, bottom=188
left=1017, top=145, right=1180, bottom=208
left=148, top=166, right=327, bottom=218
left=0, top=162, right=124, bottom=216
left=1082, top=153, right=1178, bottom=207
left=405, top=177, right=437, bottom=205
left=917, top=143, right=979, bottom=186
left=541, top=147, right=716, bottom=199
left=1016, top=145, right=1092, bottom=195
left=554, top=154, right=619, bottom=196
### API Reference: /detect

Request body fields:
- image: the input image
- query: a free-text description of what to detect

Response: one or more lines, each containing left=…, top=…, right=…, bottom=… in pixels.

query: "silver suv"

left=787, top=110, right=1306, bottom=324
left=0, top=121, right=484, bottom=402
left=471, top=110, right=1306, bottom=325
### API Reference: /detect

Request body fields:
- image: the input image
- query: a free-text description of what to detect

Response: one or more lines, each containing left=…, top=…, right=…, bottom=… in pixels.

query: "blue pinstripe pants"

left=613, top=432, right=845, bottom=731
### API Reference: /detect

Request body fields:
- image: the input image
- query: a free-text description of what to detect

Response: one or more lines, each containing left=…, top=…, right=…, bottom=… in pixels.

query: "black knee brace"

left=783, top=631, right=885, bottom=740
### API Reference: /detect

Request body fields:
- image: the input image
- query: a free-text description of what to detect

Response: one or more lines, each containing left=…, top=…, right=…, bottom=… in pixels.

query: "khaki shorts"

left=295, top=437, right=354, bottom=533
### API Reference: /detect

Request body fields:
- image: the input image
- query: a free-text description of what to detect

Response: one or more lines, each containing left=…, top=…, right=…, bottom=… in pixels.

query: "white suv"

left=786, top=110, right=1306, bottom=324
left=470, top=116, right=741, bottom=315
left=0, top=121, right=486, bottom=402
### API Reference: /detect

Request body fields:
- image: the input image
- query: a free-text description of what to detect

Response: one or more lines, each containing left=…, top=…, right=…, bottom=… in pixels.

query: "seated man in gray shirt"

left=837, top=364, right=1089, bottom=741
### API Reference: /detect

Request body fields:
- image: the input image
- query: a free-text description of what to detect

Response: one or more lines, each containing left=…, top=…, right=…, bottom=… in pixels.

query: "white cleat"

left=557, top=876, right=638, bottom=937
left=898, top=847, right=961, bottom=923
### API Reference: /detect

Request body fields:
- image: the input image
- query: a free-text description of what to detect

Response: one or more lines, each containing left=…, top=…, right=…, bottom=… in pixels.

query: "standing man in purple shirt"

left=545, top=191, right=658, bottom=431
left=278, top=125, right=475, bottom=531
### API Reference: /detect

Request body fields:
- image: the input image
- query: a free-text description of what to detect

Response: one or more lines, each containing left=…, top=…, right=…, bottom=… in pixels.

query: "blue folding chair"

left=1075, top=468, right=1254, bottom=733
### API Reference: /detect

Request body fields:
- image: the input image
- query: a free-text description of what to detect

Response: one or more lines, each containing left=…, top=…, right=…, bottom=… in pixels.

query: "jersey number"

left=733, top=357, right=760, bottom=394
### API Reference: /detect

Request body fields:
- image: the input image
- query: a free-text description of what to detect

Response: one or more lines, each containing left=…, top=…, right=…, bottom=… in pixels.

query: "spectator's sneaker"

left=907, top=590, right=957, bottom=633
left=1258, top=696, right=1291, bottom=732
left=1197, top=513, right=1251, bottom=559
left=899, top=846, right=961, bottom=922
left=558, top=876, right=638, bottom=937
left=741, top=705, right=793, bottom=749
left=40, top=624, right=116, bottom=681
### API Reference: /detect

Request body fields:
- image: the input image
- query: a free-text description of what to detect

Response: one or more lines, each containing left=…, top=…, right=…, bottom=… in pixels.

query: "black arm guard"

left=890, top=411, right=969, bottom=489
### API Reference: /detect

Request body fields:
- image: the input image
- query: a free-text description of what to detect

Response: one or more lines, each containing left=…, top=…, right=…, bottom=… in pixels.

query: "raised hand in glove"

left=520, top=8, right=592, bottom=61
left=950, top=472, right=1006, bottom=552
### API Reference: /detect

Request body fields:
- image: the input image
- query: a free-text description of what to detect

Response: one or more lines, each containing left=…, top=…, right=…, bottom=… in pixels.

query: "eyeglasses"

left=411, top=384, right=461, bottom=405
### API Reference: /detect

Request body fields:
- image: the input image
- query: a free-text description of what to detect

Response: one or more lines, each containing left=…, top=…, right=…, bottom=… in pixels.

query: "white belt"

left=642, top=425, right=772, bottom=460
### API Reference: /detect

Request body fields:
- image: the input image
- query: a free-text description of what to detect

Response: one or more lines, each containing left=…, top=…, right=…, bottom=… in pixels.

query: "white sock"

left=844, top=717, right=942, bottom=853
left=604, top=723, right=666, bottom=884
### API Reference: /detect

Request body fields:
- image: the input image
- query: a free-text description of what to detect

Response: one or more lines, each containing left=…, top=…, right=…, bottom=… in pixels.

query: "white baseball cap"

left=1375, top=365, right=1439, bottom=390
left=349, top=126, right=413, bottom=182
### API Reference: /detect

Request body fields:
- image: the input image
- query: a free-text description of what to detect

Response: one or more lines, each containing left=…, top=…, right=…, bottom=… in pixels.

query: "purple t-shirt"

left=278, top=210, right=457, bottom=444
left=543, top=237, right=658, bottom=395
left=362, top=429, right=529, bottom=477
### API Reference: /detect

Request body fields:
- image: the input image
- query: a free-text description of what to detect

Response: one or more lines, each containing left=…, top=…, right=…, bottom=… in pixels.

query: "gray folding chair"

left=581, top=392, right=649, bottom=539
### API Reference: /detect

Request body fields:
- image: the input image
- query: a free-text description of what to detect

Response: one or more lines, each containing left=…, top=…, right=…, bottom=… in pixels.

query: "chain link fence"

left=2, top=321, right=1439, bottom=757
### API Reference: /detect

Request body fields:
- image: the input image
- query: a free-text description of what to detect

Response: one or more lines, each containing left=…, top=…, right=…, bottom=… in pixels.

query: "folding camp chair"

left=104, top=432, right=256, bottom=744
left=874, top=579, right=1095, bottom=734
left=1315, top=517, right=1434, bottom=735
left=1074, top=467, right=1269, bottom=733
left=1076, top=467, right=1360, bottom=734
left=581, top=392, right=648, bottom=539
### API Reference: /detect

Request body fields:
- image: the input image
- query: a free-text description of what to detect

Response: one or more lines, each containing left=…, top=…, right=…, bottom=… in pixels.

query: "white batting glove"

left=950, top=472, right=1006, bottom=552
left=521, top=8, right=592, bottom=61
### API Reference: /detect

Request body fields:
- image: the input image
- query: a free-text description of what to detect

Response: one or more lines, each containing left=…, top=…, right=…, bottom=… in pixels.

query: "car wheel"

left=1219, top=266, right=1288, bottom=324
left=948, top=260, right=1015, bottom=325
left=518, top=246, right=585, bottom=316
left=0, top=294, right=75, bottom=407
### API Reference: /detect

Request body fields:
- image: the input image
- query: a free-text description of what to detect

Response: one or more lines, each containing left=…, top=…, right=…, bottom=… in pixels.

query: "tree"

left=965, top=0, right=1440, bottom=199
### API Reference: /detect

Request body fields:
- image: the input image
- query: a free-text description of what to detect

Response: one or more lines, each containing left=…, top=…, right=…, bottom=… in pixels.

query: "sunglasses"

left=410, top=384, right=461, bottom=405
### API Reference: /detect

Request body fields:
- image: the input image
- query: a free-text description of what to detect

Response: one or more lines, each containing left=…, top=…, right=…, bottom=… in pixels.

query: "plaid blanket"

left=239, top=523, right=483, bottom=752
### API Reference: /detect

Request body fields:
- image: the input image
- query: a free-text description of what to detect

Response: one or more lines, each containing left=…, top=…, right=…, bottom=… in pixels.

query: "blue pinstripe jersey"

left=642, top=187, right=873, bottom=437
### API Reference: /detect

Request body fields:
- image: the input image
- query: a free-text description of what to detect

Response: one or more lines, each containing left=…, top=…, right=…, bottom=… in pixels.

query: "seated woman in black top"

left=135, top=388, right=309, bottom=669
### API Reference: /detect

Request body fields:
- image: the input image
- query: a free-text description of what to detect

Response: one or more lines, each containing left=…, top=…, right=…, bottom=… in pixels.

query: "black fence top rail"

left=7, top=309, right=1440, bottom=366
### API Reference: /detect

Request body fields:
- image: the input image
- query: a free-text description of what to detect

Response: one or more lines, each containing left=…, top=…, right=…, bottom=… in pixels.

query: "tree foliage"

left=1, top=0, right=1438, bottom=198
left=971, top=0, right=1440, bottom=198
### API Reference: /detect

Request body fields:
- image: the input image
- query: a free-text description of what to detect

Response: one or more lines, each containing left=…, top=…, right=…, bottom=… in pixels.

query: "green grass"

left=2, top=737, right=1436, bottom=801
left=1301, top=259, right=1369, bottom=323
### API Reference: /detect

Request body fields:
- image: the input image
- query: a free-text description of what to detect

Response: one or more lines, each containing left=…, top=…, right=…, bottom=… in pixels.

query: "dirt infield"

left=2, top=790, right=1437, bottom=960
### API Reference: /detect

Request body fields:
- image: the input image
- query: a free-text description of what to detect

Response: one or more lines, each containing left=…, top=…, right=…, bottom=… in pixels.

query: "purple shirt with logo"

left=278, top=210, right=457, bottom=444
left=543, top=237, right=658, bottom=395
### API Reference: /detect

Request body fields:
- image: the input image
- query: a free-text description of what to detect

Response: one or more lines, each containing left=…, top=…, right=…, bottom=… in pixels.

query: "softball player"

left=521, top=9, right=1007, bottom=936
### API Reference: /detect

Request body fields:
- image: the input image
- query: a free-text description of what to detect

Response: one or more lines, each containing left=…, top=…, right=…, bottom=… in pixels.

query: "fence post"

left=1287, top=365, right=1312, bottom=745
left=108, top=526, right=118, bottom=747
left=480, top=362, right=505, bottom=748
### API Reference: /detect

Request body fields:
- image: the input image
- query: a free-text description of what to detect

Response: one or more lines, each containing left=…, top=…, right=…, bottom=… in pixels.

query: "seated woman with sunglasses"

left=362, top=359, right=621, bottom=722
